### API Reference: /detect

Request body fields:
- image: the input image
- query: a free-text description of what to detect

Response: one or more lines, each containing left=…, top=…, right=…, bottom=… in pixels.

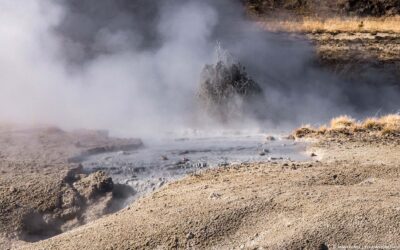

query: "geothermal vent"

left=198, top=45, right=265, bottom=123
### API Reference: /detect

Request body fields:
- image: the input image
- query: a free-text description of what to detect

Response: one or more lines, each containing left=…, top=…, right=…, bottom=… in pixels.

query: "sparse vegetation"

left=258, top=16, right=400, bottom=33
left=294, top=114, right=400, bottom=138
left=330, top=115, right=356, bottom=128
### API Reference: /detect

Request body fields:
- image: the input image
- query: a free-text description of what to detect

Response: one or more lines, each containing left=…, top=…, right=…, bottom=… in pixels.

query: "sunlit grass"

left=258, top=16, right=400, bottom=33
left=294, top=114, right=400, bottom=138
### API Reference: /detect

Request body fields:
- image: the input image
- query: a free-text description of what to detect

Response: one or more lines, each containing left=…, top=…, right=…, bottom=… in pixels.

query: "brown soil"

left=310, top=32, right=400, bottom=62
left=309, top=32, right=400, bottom=83
left=21, top=133, right=400, bottom=249
left=0, top=125, right=142, bottom=249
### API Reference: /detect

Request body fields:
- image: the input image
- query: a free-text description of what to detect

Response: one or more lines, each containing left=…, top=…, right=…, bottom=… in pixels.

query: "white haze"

left=0, top=0, right=220, bottom=136
left=0, top=0, right=399, bottom=137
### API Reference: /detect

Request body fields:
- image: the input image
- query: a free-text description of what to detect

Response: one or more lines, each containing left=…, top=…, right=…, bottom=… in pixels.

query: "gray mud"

left=82, top=131, right=309, bottom=204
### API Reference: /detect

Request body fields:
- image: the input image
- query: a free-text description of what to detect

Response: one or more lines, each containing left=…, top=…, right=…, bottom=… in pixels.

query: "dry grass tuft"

left=379, top=114, right=400, bottom=135
left=294, top=114, right=400, bottom=138
left=330, top=115, right=356, bottom=129
left=294, top=125, right=316, bottom=138
left=362, top=117, right=384, bottom=130
left=258, top=16, right=400, bottom=34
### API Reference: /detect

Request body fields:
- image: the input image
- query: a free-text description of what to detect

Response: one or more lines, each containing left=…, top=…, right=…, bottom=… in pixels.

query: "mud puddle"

left=82, top=131, right=309, bottom=204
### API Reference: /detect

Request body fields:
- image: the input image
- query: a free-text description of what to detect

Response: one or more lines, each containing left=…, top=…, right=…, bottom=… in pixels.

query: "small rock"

left=259, top=152, right=266, bottom=156
left=311, top=153, right=317, bottom=157
left=103, top=156, right=113, bottom=161
left=157, top=181, right=165, bottom=188
left=358, top=178, right=376, bottom=186
left=161, top=155, right=169, bottom=161
left=178, top=150, right=190, bottom=155
left=186, top=232, right=195, bottom=240
left=73, top=171, right=113, bottom=200
left=285, top=135, right=295, bottom=140
left=266, top=136, right=276, bottom=141
left=209, top=192, right=222, bottom=200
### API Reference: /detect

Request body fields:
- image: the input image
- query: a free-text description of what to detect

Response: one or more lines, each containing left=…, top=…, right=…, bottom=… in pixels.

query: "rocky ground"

left=0, top=125, right=142, bottom=249
left=20, top=130, right=400, bottom=249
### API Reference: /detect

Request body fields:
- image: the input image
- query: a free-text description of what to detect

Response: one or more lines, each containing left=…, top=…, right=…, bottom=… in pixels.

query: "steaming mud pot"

left=82, top=131, right=309, bottom=203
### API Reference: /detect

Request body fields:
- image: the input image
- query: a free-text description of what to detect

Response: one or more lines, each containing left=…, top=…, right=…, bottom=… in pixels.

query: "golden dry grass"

left=362, top=117, right=384, bottom=130
left=379, top=114, right=400, bottom=135
left=330, top=115, right=356, bottom=128
left=294, top=114, right=400, bottom=138
left=258, top=16, right=400, bottom=33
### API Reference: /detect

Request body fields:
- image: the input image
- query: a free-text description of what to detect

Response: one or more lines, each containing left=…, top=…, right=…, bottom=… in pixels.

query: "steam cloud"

left=0, top=0, right=399, bottom=136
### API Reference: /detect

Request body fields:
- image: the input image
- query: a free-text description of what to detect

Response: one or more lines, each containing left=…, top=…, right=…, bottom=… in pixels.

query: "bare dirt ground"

left=19, top=130, right=400, bottom=249
left=0, top=125, right=142, bottom=249
left=309, top=31, right=400, bottom=82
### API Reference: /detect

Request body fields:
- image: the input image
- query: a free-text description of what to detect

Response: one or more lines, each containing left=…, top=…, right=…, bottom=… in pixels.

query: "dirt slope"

left=0, top=125, right=142, bottom=249
left=24, top=134, right=400, bottom=249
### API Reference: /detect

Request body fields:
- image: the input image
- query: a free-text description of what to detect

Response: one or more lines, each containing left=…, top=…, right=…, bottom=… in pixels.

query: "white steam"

left=0, top=1, right=220, bottom=136
left=0, top=0, right=399, bottom=137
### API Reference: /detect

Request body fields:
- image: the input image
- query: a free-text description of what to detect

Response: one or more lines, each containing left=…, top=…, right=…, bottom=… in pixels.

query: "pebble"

left=266, top=136, right=276, bottom=141
left=186, top=232, right=194, bottom=240
left=209, top=192, right=222, bottom=200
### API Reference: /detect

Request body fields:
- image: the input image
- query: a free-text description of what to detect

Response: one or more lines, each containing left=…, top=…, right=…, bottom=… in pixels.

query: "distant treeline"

left=243, top=0, right=400, bottom=16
